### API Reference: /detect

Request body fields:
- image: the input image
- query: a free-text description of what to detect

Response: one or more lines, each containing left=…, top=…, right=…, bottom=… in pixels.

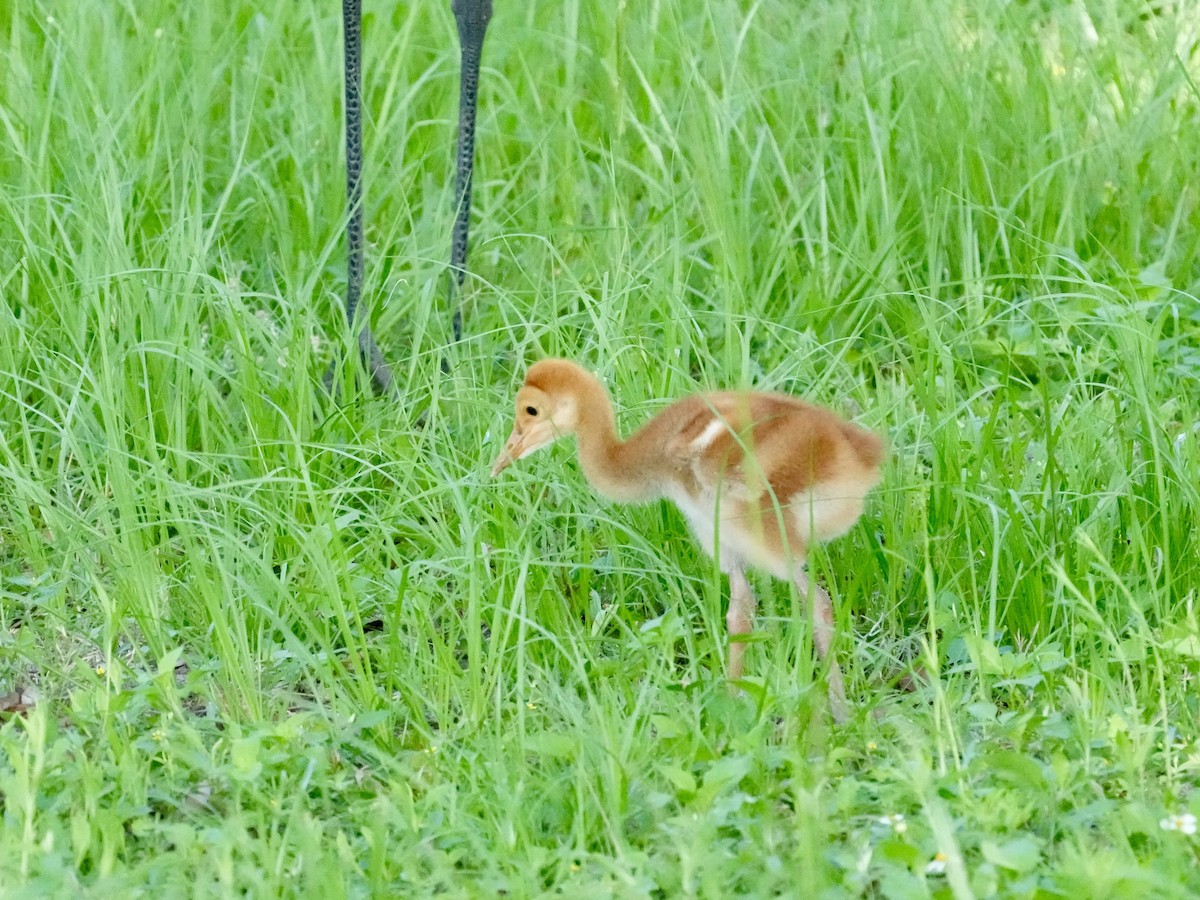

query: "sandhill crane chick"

left=491, top=359, right=884, bottom=722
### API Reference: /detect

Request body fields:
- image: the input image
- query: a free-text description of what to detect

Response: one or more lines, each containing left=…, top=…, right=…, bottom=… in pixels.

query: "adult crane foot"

left=321, top=327, right=399, bottom=398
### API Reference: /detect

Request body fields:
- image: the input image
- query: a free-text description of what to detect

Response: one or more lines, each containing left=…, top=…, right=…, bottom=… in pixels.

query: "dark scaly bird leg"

left=325, top=0, right=397, bottom=396
left=448, top=0, right=493, bottom=344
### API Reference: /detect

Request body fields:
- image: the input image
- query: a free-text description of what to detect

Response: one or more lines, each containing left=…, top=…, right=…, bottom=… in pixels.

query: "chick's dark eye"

left=525, top=406, right=538, bottom=417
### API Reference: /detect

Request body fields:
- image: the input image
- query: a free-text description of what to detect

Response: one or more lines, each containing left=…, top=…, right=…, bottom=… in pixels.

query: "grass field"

left=3, top=0, right=1200, bottom=895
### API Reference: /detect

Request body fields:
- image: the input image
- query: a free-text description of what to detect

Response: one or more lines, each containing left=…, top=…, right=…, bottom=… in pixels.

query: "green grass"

left=2, top=0, right=1200, bottom=895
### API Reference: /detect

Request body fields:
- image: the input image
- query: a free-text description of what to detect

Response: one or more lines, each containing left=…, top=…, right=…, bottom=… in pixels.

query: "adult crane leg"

left=449, top=0, right=493, bottom=343
left=326, top=0, right=396, bottom=396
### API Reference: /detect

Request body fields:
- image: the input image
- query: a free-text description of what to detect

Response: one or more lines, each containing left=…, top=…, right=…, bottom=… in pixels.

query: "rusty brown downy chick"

left=491, top=359, right=884, bottom=722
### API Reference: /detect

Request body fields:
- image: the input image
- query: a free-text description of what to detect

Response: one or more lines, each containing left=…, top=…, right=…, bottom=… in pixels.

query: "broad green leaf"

left=981, top=835, right=1042, bottom=873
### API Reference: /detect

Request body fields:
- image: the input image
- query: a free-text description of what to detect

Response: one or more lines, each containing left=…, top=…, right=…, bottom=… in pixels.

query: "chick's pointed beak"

left=490, top=422, right=556, bottom=476
left=490, top=427, right=524, bottom=476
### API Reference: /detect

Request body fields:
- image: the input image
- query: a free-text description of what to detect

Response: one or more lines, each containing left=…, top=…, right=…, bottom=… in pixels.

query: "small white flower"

left=878, top=813, right=907, bottom=834
left=925, top=852, right=947, bottom=875
left=1160, top=813, right=1197, bottom=835
left=154, top=27, right=164, bottom=38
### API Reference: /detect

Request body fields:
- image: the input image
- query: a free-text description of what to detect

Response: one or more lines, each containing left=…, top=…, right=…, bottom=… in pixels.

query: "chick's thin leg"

left=795, top=569, right=848, bottom=724
left=726, top=567, right=756, bottom=681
